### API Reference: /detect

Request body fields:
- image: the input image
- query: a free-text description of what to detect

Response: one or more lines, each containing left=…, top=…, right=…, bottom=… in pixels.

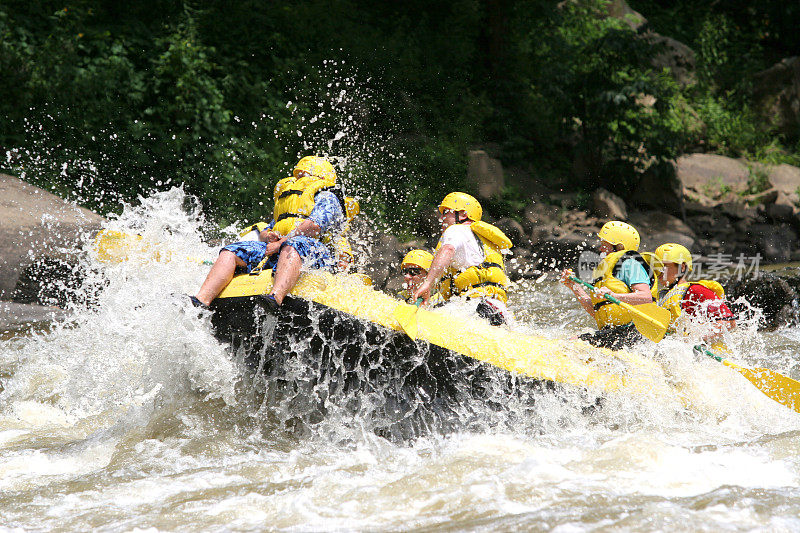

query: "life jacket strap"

left=593, top=300, right=612, bottom=311
left=480, top=261, right=502, bottom=269
left=278, top=189, right=304, bottom=199
left=462, top=281, right=506, bottom=292
left=276, top=212, right=307, bottom=222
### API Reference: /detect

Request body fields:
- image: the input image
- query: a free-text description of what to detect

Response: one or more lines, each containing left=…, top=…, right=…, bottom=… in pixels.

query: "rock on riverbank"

left=0, top=173, right=104, bottom=299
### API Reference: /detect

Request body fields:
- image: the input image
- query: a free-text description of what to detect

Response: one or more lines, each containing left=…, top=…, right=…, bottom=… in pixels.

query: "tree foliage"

left=0, top=0, right=796, bottom=229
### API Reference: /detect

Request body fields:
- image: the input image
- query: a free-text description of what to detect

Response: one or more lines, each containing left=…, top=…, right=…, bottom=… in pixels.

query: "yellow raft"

left=216, top=268, right=671, bottom=399
left=93, top=228, right=676, bottom=438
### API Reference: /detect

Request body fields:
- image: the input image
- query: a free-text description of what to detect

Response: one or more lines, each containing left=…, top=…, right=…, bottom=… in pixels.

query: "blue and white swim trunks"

left=222, top=236, right=335, bottom=274
left=221, top=190, right=344, bottom=274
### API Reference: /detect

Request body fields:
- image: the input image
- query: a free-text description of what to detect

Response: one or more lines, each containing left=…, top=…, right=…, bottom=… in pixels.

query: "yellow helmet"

left=344, top=197, right=360, bottom=220
left=654, top=243, right=692, bottom=271
left=401, top=249, right=433, bottom=271
left=293, top=155, right=336, bottom=182
left=439, top=192, right=482, bottom=222
left=597, top=221, right=640, bottom=251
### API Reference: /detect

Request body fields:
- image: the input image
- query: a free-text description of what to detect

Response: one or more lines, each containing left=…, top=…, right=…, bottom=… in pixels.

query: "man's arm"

left=258, top=220, right=277, bottom=242
left=261, top=218, right=322, bottom=257
left=306, top=191, right=344, bottom=235
left=594, top=283, right=653, bottom=304
left=560, top=269, right=595, bottom=318
left=593, top=258, right=653, bottom=304
left=263, top=191, right=343, bottom=253
left=413, top=245, right=455, bottom=304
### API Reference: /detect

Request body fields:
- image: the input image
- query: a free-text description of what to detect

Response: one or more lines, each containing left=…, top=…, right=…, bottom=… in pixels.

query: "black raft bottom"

left=210, top=294, right=562, bottom=441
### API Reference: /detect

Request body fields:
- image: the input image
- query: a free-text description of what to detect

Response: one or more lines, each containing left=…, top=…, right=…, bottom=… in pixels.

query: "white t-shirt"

left=438, top=224, right=484, bottom=271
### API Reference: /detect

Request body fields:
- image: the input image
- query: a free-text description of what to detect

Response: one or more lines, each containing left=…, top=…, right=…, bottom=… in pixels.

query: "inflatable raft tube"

left=210, top=270, right=672, bottom=439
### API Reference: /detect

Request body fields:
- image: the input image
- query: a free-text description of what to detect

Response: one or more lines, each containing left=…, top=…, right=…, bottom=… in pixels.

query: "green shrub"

left=745, top=166, right=770, bottom=195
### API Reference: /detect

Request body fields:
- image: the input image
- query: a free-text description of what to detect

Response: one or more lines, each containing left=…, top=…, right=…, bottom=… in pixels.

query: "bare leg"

left=270, top=246, right=302, bottom=305
left=195, top=250, right=246, bottom=305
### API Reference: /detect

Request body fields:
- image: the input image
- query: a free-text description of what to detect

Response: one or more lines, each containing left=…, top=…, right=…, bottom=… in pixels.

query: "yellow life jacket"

left=272, top=175, right=338, bottom=236
left=438, top=221, right=512, bottom=303
left=590, top=249, right=655, bottom=329
left=657, top=280, right=726, bottom=323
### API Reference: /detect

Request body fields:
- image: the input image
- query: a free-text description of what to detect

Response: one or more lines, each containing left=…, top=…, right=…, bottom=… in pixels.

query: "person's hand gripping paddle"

left=569, top=275, right=671, bottom=343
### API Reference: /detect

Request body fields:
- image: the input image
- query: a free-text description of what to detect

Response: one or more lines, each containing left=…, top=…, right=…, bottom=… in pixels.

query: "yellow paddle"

left=393, top=297, right=423, bottom=339
left=93, top=229, right=213, bottom=265
left=569, top=275, right=671, bottom=343
left=694, top=345, right=800, bottom=413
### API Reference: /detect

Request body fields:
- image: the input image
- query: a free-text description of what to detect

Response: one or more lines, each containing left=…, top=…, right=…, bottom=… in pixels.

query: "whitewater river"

left=2, top=190, right=800, bottom=532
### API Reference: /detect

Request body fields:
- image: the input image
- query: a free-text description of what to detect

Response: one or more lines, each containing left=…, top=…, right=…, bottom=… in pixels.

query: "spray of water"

left=3, top=64, right=800, bottom=531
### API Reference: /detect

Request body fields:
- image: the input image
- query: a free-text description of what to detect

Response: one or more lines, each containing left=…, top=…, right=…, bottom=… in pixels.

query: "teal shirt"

left=617, top=258, right=651, bottom=288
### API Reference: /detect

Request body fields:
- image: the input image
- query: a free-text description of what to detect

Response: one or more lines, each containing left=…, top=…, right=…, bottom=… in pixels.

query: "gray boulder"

left=766, top=200, right=795, bottom=222
left=0, top=301, right=68, bottom=331
left=628, top=210, right=696, bottom=239
left=529, top=223, right=557, bottom=245
left=415, top=206, right=441, bottom=242
left=523, top=201, right=559, bottom=226
left=363, top=234, right=402, bottom=289
left=720, top=201, right=758, bottom=221
left=768, top=164, right=800, bottom=205
left=530, top=236, right=592, bottom=273
left=592, top=188, right=627, bottom=220
left=724, top=271, right=800, bottom=330
left=493, top=217, right=526, bottom=248
left=383, top=271, right=406, bottom=296
left=604, top=0, right=646, bottom=29
left=647, top=33, right=696, bottom=86
left=642, top=231, right=697, bottom=254
left=0, top=174, right=105, bottom=299
left=676, top=154, right=750, bottom=197
left=603, top=0, right=695, bottom=86
left=467, top=150, right=505, bottom=200
left=630, top=163, right=684, bottom=217
left=747, top=223, right=799, bottom=263
left=752, top=57, right=800, bottom=139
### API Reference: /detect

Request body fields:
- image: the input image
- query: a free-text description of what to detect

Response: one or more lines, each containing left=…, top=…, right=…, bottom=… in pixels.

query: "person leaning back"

left=192, top=155, right=345, bottom=311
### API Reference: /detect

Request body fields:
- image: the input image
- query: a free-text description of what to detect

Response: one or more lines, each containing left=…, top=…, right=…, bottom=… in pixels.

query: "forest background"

left=1, top=0, right=799, bottom=235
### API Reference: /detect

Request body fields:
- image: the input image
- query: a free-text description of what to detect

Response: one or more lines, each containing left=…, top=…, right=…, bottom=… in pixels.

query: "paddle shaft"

left=694, top=345, right=723, bottom=362
left=694, top=344, right=800, bottom=414
left=567, top=274, right=671, bottom=343
left=569, top=275, right=636, bottom=312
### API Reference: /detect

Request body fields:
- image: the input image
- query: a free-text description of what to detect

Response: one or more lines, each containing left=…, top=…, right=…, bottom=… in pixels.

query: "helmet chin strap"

left=456, top=211, right=467, bottom=224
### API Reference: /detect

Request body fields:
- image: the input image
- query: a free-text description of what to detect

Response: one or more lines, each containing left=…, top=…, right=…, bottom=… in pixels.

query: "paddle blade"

left=393, top=299, right=422, bottom=339
left=94, top=230, right=145, bottom=263
left=93, top=229, right=212, bottom=265
left=629, top=302, right=671, bottom=343
left=724, top=361, right=800, bottom=413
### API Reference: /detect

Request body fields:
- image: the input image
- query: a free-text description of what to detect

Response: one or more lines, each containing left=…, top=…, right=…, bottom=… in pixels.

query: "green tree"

left=520, top=0, right=686, bottom=191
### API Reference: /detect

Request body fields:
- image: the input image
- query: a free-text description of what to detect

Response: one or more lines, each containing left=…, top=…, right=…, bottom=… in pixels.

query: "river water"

left=2, top=189, right=800, bottom=532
